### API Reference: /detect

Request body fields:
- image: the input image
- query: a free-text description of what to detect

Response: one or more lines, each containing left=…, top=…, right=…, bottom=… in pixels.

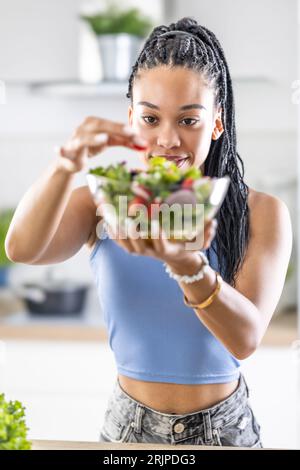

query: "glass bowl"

left=86, top=171, right=230, bottom=246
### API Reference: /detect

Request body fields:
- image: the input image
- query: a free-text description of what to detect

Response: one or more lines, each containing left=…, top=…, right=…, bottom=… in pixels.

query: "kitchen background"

left=0, top=0, right=299, bottom=449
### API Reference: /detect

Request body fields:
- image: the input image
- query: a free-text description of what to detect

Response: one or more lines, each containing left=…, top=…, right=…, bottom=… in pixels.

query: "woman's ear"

left=128, top=105, right=133, bottom=126
left=212, top=107, right=224, bottom=141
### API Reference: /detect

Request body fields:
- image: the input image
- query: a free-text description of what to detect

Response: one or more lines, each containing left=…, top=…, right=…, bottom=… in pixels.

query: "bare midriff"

left=118, top=374, right=239, bottom=414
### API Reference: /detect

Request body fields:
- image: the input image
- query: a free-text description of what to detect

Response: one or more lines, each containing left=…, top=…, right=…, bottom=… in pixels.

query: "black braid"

left=127, top=17, right=250, bottom=287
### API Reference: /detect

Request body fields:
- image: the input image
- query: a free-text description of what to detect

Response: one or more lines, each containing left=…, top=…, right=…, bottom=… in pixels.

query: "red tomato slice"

left=181, top=178, right=195, bottom=189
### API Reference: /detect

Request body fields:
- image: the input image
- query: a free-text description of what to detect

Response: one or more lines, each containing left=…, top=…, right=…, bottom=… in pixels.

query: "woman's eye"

left=141, top=116, right=199, bottom=126
left=180, top=118, right=199, bottom=126
left=142, top=116, right=157, bottom=125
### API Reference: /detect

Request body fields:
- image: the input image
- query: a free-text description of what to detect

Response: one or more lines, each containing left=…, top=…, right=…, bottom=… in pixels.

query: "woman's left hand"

left=105, top=218, right=218, bottom=265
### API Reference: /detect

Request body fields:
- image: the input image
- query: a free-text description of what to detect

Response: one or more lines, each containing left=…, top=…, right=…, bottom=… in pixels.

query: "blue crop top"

left=89, top=225, right=240, bottom=385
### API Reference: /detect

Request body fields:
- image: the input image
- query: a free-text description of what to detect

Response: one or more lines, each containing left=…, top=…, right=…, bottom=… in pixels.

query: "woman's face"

left=128, top=65, right=224, bottom=172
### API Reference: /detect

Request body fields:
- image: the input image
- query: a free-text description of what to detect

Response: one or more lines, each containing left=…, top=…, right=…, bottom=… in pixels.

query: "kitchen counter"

left=0, top=287, right=298, bottom=345
left=0, top=308, right=297, bottom=345
left=31, top=439, right=253, bottom=450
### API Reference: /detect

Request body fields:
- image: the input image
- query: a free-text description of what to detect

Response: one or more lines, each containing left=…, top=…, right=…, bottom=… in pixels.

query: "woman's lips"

left=149, top=155, right=190, bottom=165
left=157, top=155, right=187, bottom=160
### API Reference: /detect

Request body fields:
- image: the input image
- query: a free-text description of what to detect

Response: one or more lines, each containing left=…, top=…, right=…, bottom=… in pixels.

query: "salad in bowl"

left=86, top=156, right=230, bottom=244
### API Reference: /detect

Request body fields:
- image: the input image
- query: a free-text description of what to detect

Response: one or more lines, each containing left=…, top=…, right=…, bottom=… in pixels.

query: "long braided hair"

left=126, top=17, right=250, bottom=287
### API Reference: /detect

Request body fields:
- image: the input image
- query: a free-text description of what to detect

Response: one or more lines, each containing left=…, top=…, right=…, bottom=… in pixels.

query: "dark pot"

left=14, top=279, right=90, bottom=316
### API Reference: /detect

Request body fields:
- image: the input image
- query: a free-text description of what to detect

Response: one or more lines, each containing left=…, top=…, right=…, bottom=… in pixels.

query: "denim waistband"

left=109, top=372, right=249, bottom=442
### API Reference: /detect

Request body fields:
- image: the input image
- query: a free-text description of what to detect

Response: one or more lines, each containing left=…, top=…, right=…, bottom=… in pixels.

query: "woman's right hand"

left=56, top=116, right=149, bottom=174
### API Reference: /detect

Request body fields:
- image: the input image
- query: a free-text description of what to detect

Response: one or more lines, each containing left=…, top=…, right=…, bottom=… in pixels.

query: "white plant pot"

left=97, top=33, right=144, bottom=81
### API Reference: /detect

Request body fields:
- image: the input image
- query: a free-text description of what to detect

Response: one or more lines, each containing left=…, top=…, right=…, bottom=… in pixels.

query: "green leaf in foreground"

left=0, top=394, right=32, bottom=450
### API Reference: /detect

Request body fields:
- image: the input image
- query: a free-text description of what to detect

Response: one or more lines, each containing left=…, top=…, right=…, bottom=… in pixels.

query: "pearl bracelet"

left=163, top=251, right=210, bottom=284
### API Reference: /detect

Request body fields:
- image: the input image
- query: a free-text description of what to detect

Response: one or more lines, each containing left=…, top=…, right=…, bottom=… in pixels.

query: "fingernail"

left=94, top=133, right=109, bottom=144
left=123, top=125, right=136, bottom=136
left=133, top=136, right=148, bottom=148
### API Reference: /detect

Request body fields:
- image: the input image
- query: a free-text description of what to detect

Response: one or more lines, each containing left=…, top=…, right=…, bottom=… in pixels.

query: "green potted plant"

left=81, top=3, right=153, bottom=81
left=0, top=208, right=15, bottom=287
left=0, top=393, right=32, bottom=450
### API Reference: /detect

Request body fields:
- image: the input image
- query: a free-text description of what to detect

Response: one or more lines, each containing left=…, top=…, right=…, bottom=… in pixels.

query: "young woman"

left=5, top=17, right=292, bottom=448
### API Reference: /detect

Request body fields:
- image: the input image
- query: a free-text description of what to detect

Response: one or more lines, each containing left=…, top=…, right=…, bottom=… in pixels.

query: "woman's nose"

left=156, top=125, right=181, bottom=148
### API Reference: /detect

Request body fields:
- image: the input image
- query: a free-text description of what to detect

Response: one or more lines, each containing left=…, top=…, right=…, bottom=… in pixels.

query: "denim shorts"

left=99, top=373, right=263, bottom=448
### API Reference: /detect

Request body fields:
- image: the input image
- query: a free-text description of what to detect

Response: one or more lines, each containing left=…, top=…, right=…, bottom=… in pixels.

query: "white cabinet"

left=1, top=340, right=299, bottom=447
left=2, top=340, right=118, bottom=442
